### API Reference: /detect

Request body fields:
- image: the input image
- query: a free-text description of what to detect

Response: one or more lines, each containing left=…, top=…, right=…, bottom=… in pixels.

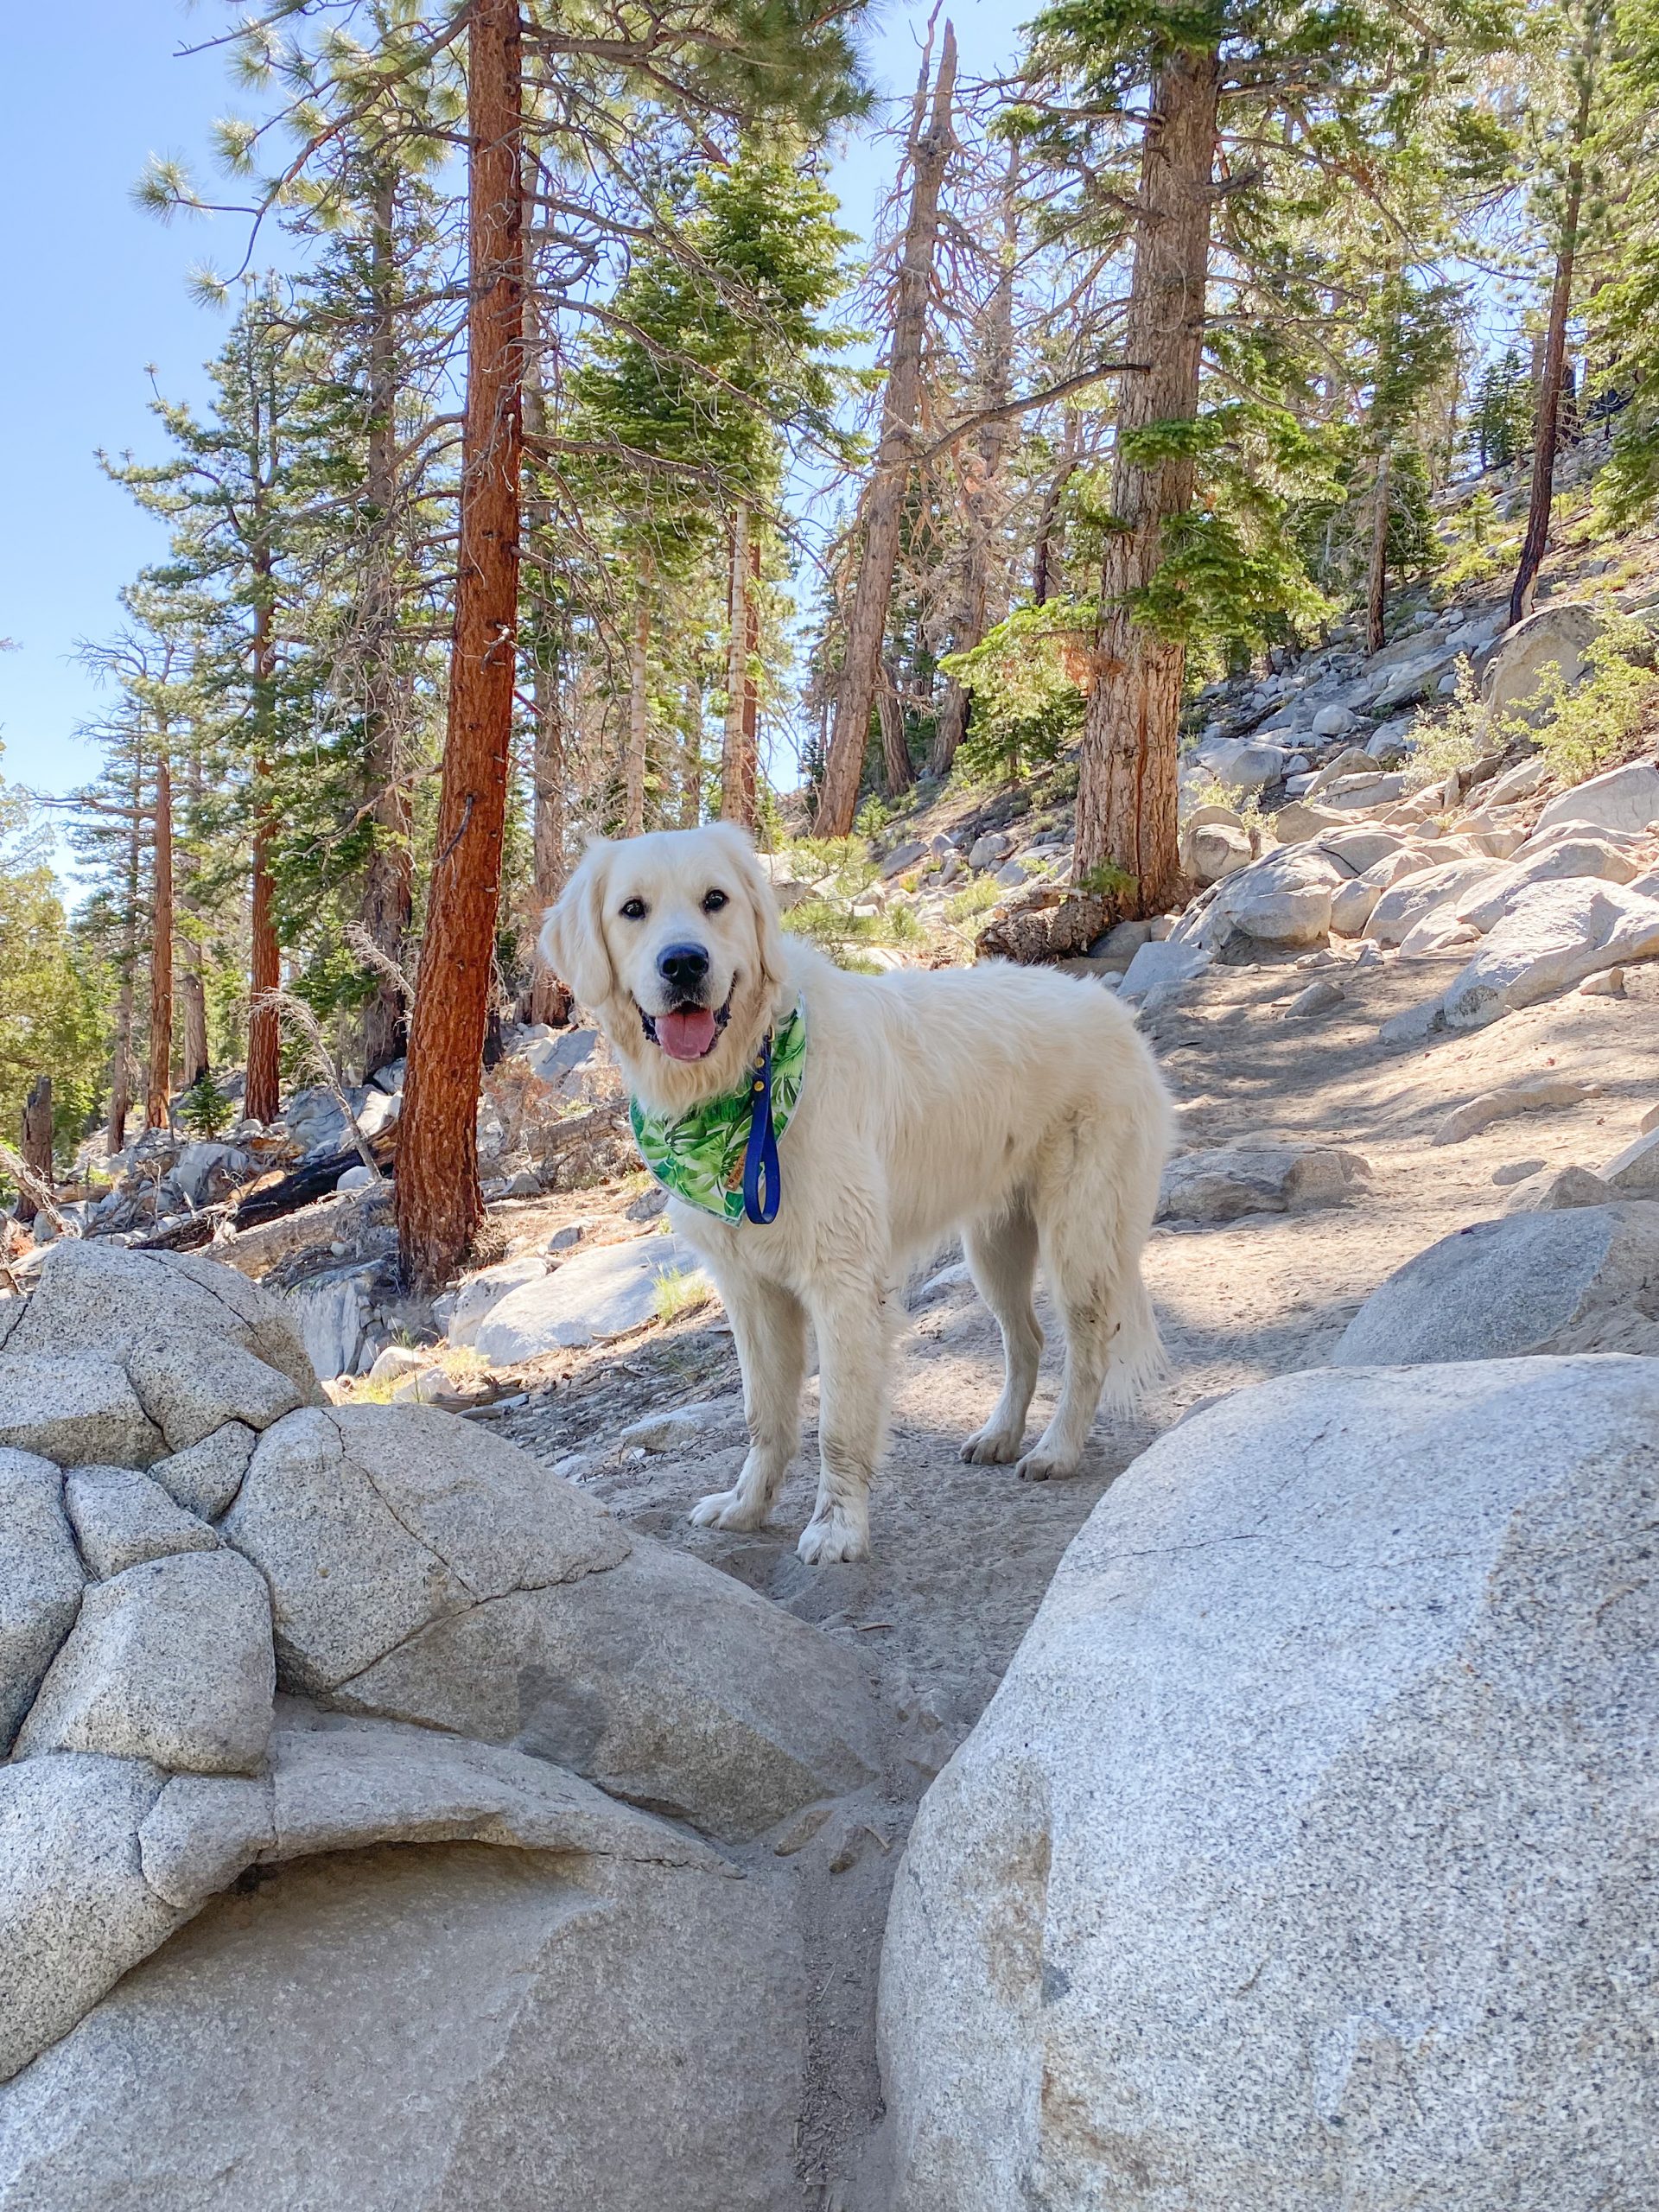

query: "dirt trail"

left=493, top=950, right=1659, bottom=2204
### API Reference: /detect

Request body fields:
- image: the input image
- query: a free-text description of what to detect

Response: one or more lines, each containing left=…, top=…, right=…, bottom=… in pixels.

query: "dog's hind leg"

left=690, top=1275, right=807, bottom=1531
left=798, top=1278, right=893, bottom=1564
left=1020, top=1130, right=1162, bottom=1483
left=958, top=1203, right=1043, bottom=1465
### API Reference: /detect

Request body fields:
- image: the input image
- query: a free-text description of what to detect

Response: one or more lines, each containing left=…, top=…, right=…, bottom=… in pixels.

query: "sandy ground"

left=485, top=948, right=1659, bottom=2205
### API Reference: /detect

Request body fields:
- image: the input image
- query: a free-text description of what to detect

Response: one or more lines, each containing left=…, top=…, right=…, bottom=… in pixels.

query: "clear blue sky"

left=0, top=0, right=1022, bottom=840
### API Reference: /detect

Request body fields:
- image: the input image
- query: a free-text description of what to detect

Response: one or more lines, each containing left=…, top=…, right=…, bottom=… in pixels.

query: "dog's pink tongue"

left=658, top=1006, right=719, bottom=1060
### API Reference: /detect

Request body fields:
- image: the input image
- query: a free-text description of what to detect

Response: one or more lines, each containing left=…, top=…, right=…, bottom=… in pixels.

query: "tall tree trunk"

left=1365, top=447, right=1393, bottom=655
left=397, top=0, right=524, bottom=1288
left=815, top=22, right=957, bottom=834
left=878, top=660, right=912, bottom=796
left=720, top=502, right=758, bottom=829
left=16, top=1077, right=52, bottom=1228
left=527, top=645, right=572, bottom=1025
left=106, top=743, right=143, bottom=1154
left=245, top=577, right=282, bottom=1127
left=1510, top=21, right=1598, bottom=627
left=625, top=581, right=651, bottom=835
left=178, top=741, right=209, bottom=1089
left=928, top=138, right=1020, bottom=779
left=359, top=168, right=416, bottom=1078
left=681, top=673, right=702, bottom=828
left=145, top=750, right=174, bottom=1129
left=1074, top=44, right=1219, bottom=918
left=521, top=280, right=570, bottom=1027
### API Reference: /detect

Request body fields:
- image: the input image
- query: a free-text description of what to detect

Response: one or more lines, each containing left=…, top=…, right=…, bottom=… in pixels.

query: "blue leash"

left=741, top=1029, right=781, bottom=1224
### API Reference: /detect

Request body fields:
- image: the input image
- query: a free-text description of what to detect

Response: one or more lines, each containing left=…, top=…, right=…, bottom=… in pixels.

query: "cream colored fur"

left=542, top=823, right=1173, bottom=1564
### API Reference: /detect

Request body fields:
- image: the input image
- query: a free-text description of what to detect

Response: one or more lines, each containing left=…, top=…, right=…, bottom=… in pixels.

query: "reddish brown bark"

left=1364, top=446, right=1392, bottom=656
left=396, top=0, right=524, bottom=1287
left=145, top=752, right=174, bottom=1128
left=720, top=503, right=759, bottom=829
left=816, top=22, right=957, bottom=834
left=179, top=743, right=209, bottom=1089
left=1074, top=44, right=1218, bottom=919
left=625, top=582, right=651, bottom=835
left=106, top=741, right=143, bottom=1154
left=878, top=661, right=912, bottom=796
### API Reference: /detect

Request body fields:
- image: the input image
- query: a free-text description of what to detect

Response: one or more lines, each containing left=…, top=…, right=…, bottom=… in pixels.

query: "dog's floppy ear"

left=706, top=821, right=789, bottom=1012
left=539, top=839, right=616, bottom=1011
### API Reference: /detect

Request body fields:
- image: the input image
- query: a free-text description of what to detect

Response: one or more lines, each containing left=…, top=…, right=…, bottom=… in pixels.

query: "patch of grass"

left=945, top=877, right=1001, bottom=925
left=652, top=1266, right=711, bottom=1324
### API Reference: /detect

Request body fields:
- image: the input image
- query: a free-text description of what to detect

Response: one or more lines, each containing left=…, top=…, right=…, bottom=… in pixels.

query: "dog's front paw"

left=1014, top=1448, right=1080, bottom=1484
left=690, top=1486, right=770, bottom=1532
left=797, top=1507, right=869, bottom=1566
left=959, top=1422, right=1023, bottom=1466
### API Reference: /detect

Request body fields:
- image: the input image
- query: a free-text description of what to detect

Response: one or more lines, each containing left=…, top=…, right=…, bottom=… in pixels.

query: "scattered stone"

left=63, top=1466, right=219, bottom=1579
left=967, top=830, right=1014, bottom=870
left=1159, top=1144, right=1370, bottom=1223
left=0, top=1449, right=85, bottom=1752
left=616, top=1405, right=732, bottom=1453
left=1198, top=737, right=1286, bottom=791
left=1492, top=1159, right=1544, bottom=1185
left=334, top=1165, right=375, bottom=1195
left=1580, top=965, right=1626, bottom=996
left=1642, top=1103, right=1659, bottom=1136
left=879, top=839, right=928, bottom=880
left=1600, top=1125, right=1659, bottom=1197
left=1430, top=1072, right=1602, bottom=1147
left=14, top=1550, right=276, bottom=1776
left=149, top=1423, right=257, bottom=1522
left=625, top=1184, right=669, bottom=1221
left=880, top=1357, right=1659, bottom=2212
left=1529, top=1165, right=1615, bottom=1211
left=470, top=1234, right=710, bottom=1363
left=446, top=1253, right=549, bottom=1349
left=1184, top=820, right=1253, bottom=884
left=1117, top=939, right=1211, bottom=1003
left=1484, top=753, right=1551, bottom=806
left=1270, top=799, right=1353, bottom=842
left=1458, top=837, right=1643, bottom=935
left=1335, top=1205, right=1659, bottom=1363
left=1281, top=978, right=1344, bottom=1018
left=365, top=1344, right=428, bottom=1389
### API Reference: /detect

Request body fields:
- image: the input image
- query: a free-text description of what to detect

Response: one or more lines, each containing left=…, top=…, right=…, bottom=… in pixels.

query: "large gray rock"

left=1482, top=602, right=1602, bottom=719
left=0, top=1840, right=805, bottom=2212
left=1364, top=856, right=1503, bottom=946
left=331, top=1535, right=883, bottom=1845
left=1457, top=836, right=1643, bottom=935
left=470, top=1234, right=709, bottom=1362
left=0, top=1357, right=163, bottom=1469
left=63, top=1465, right=219, bottom=1579
left=446, top=1254, right=549, bottom=1349
left=220, top=1404, right=630, bottom=1694
left=1198, top=848, right=1346, bottom=949
left=1160, top=1143, right=1370, bottom=1224
left=0, top=1450, right=85, bottom=1752
left=880, top=1357, right=1659, bottom=2212
left=1335, top=1205, right=1659, bottom=1364
left=14, top=1551, right=275, bottom=1775
left=281, top=1272, right=366, bottom=1382
left=0, top=1753, right=180, bottom=2084
left=1441, top=878, right=1659, bottom=1027
left=1533, top=754, right=1659, bottom=837
left=3, top=1243, right=321, bottom=1403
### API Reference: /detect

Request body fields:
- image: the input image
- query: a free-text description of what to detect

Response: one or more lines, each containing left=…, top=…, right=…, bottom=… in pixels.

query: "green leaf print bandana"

left=629, top=1001, right=806, bottom=1223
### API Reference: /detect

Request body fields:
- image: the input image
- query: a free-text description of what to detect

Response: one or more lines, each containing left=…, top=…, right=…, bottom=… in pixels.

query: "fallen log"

left=228, top=1123, right=397, bottom=1230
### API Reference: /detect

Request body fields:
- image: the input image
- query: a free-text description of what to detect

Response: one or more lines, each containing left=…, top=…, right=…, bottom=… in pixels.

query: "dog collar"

left=629, top=1001, right=806, bottom=1224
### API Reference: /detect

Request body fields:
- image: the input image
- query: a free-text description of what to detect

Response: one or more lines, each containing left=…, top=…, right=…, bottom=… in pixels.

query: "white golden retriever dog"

left=542, top=823, right=1172, bottom=1564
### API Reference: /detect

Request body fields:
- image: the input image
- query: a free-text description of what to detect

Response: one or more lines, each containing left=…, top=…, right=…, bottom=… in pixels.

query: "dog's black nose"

left=658, top=942, right=710, bottom=997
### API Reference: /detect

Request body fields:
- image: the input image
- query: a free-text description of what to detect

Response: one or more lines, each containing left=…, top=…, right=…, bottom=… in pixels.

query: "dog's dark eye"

left=702, top=888, right=728, bottom=914
left=620, top=897, right=648, bottom=922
